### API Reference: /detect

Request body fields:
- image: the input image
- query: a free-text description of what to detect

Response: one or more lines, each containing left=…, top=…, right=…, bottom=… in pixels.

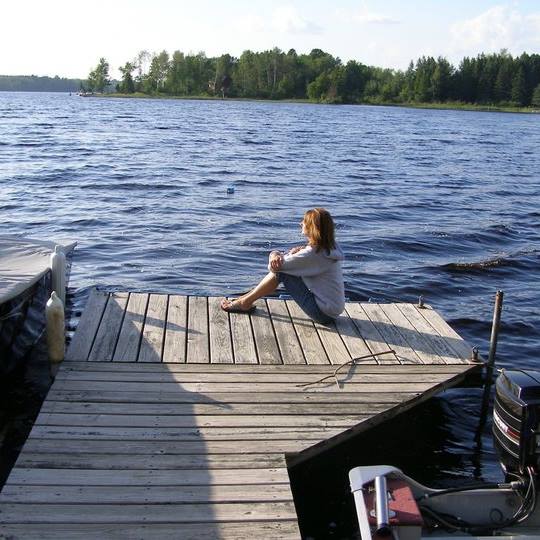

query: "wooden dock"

left=0, top=290, right=480, bottom=539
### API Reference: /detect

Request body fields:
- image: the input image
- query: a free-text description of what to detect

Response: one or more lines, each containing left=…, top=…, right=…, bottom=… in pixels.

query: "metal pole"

left=487, top=290, right=504, bottom=368
left=474, top=291, right=505, bottom=471
left=374, top=475, right=392, bottom=537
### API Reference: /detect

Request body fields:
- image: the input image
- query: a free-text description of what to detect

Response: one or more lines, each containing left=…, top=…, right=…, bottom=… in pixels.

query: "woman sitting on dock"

left=221, top=208, right=345, bottom=324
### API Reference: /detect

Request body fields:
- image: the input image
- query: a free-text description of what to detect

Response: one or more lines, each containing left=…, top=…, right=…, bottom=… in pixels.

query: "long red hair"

left=303, top=208, right=336, bottom=253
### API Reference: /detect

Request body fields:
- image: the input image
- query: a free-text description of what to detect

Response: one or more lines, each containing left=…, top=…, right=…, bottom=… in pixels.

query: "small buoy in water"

left=50, top=245, right=66, bottom=306
left=46, top=291, right=65, bottom=365
left=226, top=185, right=235, bottom=194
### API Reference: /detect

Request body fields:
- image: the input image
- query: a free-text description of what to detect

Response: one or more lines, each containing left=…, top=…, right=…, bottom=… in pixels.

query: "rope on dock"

left=296, top=349, right=397, bottom=389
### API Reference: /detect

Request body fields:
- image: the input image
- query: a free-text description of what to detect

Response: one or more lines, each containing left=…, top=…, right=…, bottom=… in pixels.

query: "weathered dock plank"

left=187, top=296, right=209, bottom=363
left=229, top=308, right=257, bottom=364
left=0, top=522, right=301, bottom=540
left=113, top=293, right=148, bottom=362
left=59, top=361, right=471, bottom=373
left=1, top=483, right=294, bottom=504
left=0, top=501, right=298, bottom=523
left=251, top=299, right=282, bottom=364
left=5, top=466, right=290, bottom=486
left=267, top=298, right=305, bottom=364
left=162, top=294, right=187, bottom=363
left=87, top=292, right=129, bottom=362
left=138, top=294, right=167, bottom=363
left=65, top=289, right=108, bottom=361
left=208, top=296, right=233, bottom=364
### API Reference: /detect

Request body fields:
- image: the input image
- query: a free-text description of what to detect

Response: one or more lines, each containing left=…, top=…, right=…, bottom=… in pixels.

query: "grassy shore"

left=95, top=92, right=539, bottom=113
left=384, top=100, right=538, bottom=114
left=99, top=92, right=311, bottom=104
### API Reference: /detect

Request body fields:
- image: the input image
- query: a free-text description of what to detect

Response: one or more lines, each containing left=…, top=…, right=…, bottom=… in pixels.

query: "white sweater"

left=268, top=244, right=345, bottom=318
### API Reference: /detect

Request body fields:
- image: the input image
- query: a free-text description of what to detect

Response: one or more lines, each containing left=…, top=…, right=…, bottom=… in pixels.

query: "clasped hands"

left=269, top=251, right=284, bottom=271
left=269, top=246, right=304, bottom=272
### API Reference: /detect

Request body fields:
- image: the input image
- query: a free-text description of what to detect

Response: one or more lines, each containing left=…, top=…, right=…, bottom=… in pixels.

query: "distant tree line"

left=0, top=75, right=82, bottom=92
left=87, top=48, right=540, bottom=107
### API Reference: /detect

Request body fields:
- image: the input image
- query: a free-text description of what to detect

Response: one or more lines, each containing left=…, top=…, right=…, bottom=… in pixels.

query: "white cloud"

left=351, top=3, right=399, bottom=25
left=450, top=5, right=540, bottom=56
left=271, top=6, right=322, bottom=34
left=232, top=13, right=266, bottom=35
left=354, top=12, right=400, bottom=24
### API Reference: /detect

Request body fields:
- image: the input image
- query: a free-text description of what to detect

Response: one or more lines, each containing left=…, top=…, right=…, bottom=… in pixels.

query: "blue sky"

left=2, top=1, right=539, bottom=78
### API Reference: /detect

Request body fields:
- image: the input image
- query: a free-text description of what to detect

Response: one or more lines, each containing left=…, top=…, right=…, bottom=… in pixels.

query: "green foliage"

left=86, top=48, right=540, bottom=108
left=145, top=50, right=170, bottom=93
left=87, top=58, right=110, bottom=93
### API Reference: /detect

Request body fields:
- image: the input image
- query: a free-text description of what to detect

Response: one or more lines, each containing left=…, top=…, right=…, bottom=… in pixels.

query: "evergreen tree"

left=511, top=65, right=527, bottom=105
left=432, top=57, right=453, bottom=101
left=414, top=57, right=436, bottom=102
left=531, top=83, right=540, bottom=107
left=494, top=59, right=513, bottom=102
left=400, top=61, right=415, bottom=101
left=455, top=57, right=476, bottom=102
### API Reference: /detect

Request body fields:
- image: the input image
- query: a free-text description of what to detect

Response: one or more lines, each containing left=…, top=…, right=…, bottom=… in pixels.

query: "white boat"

left=0, top=236, right=76, bottom=374
left=350, top=369, right=540, bottom=539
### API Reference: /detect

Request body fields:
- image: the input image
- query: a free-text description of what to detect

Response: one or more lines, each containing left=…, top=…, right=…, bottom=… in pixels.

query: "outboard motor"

left=493, top=369, right=540, bottom=479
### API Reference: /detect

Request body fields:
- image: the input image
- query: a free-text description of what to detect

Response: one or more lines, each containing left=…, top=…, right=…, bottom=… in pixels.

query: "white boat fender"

left=46, top=291, right=65, bottom=364
left=50, top=245, right=66, bottom=306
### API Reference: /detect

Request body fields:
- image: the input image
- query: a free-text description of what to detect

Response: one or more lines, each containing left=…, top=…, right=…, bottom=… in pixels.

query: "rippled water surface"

left=1, top=91, right=540, bottom=492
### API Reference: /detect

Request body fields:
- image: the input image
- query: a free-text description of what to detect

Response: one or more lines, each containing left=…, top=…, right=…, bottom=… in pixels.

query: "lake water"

left=1, top=92, right=540, bottom=533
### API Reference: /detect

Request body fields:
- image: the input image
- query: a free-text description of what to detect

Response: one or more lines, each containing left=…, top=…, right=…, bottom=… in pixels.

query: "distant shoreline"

left=92, top=92, right=540, bottom=114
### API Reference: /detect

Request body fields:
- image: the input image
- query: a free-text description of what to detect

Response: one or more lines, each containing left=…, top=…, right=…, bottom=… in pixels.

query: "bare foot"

left=220, top=298, right=255, bottom=313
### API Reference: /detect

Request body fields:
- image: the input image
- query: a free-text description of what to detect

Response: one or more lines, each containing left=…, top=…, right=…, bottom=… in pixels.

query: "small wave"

left=209, top=170, right=235, bottom=175
left=478, top=139, right=499, bottom=145
left=442, top=248, right=539, bottom=271
left=444, top=258, right=508, bottom=270
left=345, top=173, right=371, bottom=180
left=433, top=138, right=455, bottom=144
left=339, top=158, right=368, bottom=164
left=241, top=139, right=272, bottom=145
left=12, top=142, right=47, bottom=147
left=69, top=218, right=98, bottom=226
